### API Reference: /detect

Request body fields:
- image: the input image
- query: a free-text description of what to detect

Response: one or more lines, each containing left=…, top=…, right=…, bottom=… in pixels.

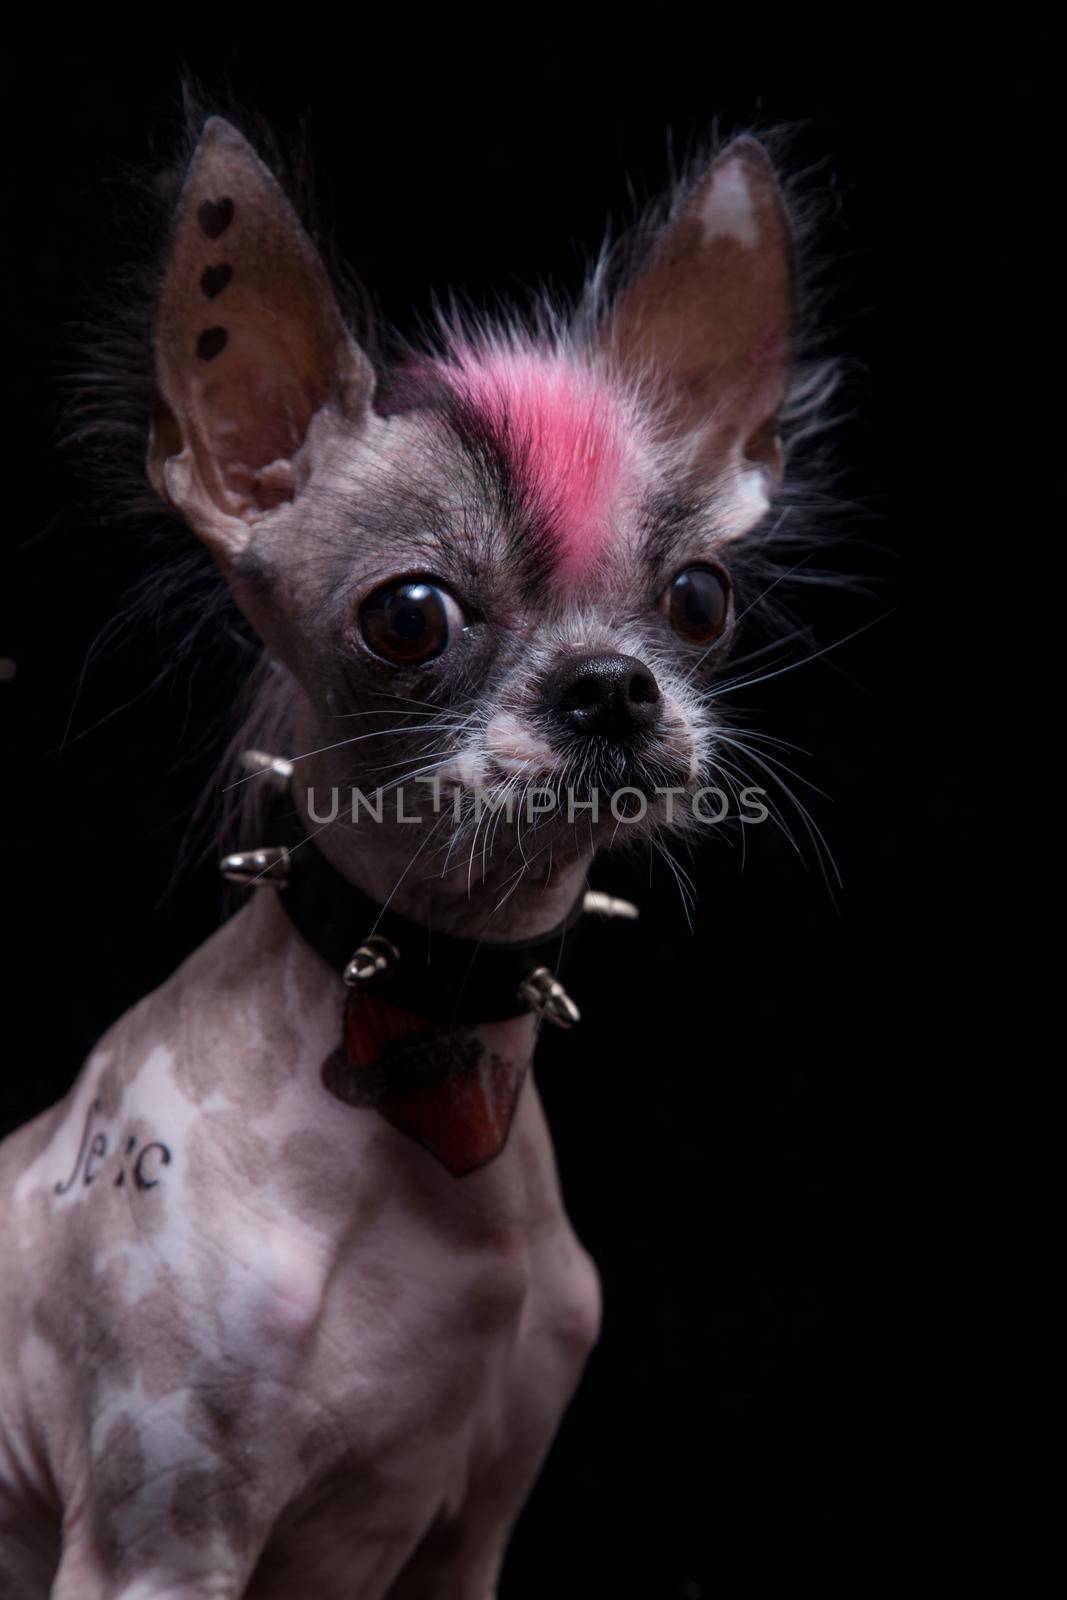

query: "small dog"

left=0, top=115, right=812, bottom=1597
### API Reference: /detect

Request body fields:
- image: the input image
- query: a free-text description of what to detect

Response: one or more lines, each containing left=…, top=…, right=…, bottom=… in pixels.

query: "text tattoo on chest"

left=53, top=1098, right=172, bottom=1198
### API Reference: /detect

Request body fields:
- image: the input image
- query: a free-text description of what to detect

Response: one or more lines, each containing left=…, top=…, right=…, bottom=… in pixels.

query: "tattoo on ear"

left=196, top=196, right=235, bottom=239
left=199, top=263, right=233, bottom=300
left=54, top=1099, right=172, bottom=1197
left=196, top=326, right=228, bottom=362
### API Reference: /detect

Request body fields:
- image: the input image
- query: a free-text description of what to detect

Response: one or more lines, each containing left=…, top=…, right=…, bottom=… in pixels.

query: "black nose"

left=542, top=653, right=662, bottom=742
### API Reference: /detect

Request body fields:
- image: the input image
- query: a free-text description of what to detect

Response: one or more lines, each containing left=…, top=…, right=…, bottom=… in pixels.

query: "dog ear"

left=149, top=117, right=373, bottom=559
left=601, top=137, right=794, bottom=533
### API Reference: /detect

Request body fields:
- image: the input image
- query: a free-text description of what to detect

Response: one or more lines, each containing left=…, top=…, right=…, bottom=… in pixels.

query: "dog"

left=0, top=112, right=808, bottom=1597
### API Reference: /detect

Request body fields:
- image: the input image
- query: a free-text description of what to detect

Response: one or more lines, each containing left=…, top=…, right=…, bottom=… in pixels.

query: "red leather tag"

left=324, top=991, right=525, bottom=1177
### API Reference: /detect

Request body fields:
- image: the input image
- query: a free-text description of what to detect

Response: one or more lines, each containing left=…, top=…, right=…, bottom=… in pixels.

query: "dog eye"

left=360, top=580, right=462, bottom=666
left=665, top=564, right=731, bottom=646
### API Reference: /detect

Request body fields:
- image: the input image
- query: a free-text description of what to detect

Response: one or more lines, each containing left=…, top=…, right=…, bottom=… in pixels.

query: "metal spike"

left=343, top=935, right=400, bottom=988
left=239, top=749, right=294, bottom=791
left=582, top=890, right=640, bottom=921
left=518, top=967, right=581, bottom=1029
left=220, top=846, right=291, bottom=887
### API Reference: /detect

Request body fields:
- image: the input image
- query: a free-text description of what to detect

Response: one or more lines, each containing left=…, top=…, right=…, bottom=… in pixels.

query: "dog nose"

left=542, top=653, right=662, bottom=742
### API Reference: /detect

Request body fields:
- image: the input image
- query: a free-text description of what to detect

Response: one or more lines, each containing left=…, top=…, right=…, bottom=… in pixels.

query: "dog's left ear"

left=149, top=117, right=373, bottom=560
left=601, top=137, right=794, bottom=532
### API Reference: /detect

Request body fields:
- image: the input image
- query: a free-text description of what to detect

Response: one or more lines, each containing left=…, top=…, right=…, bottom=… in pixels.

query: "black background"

left=0, top=21, right=986, bottom=1597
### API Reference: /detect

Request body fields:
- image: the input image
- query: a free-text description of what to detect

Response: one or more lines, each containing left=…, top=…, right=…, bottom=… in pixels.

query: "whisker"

left=221, top=719, right=473, bottom=792
left=710, top=611, right=890, bottom=700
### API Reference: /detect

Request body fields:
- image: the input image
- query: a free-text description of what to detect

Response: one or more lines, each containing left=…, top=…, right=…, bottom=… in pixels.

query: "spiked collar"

left=220, top=775, right=637, bottom=1026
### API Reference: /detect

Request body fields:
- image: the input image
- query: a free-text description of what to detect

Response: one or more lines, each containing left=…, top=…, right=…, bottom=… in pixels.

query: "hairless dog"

left=0, top=115, right=810, bottom=1597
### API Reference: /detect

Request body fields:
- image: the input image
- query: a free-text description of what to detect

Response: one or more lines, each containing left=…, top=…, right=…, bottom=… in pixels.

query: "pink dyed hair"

left=442, top=347, right=641, bottom=584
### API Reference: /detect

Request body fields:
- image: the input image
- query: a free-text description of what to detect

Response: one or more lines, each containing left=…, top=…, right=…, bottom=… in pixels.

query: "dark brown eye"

left=360, top=580, right=460, bottom=665
left=665, top=564, right=731, bottom=646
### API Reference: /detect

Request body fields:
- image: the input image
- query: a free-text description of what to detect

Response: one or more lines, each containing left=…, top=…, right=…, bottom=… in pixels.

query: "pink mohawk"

left=442, top=347, right=641, bottom=585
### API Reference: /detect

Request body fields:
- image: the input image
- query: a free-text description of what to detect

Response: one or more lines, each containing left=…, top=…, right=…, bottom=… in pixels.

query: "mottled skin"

left=0, top=114, right=796, bottom=1596
left=0, top=889, right=600, bottom=1599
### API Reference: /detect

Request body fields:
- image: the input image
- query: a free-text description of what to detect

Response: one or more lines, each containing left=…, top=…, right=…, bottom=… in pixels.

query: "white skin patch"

left=437, top=712, right=555, bottom=793
left=485, top=711, right=557, bottom=776
left=11, top=1045, right=128, bottom=1208
left=439, top=749, right=488, bottom=790
left=729, top=465, right=771, bottom=533
left=701, top=159, right=759, bottom=248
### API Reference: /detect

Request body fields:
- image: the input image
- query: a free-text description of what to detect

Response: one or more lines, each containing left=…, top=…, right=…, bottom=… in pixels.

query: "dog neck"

left=222, top=887, right=544, bottom=1187
left=290, top=770, right=592, bottom=944
left=242, top=777, right=586, bottom=1177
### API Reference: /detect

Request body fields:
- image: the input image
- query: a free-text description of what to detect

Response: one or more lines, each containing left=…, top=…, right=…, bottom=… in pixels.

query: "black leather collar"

left=271, top=806, right=586, bottom=1025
